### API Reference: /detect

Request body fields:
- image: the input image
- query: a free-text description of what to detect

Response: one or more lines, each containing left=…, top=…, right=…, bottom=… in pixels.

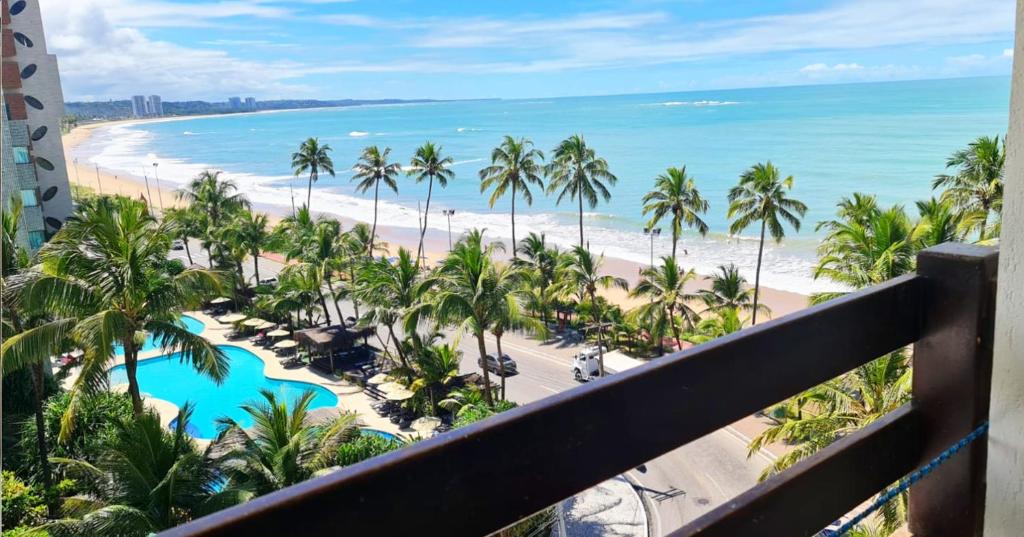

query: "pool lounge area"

left=92, top=310, right=407, bottom=442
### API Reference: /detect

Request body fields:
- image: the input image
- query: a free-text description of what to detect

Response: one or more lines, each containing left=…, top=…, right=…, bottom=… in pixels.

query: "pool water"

left=361, top=428, right=401, bottom=442
left=114, top=315, right=206, bottom=355
left=109, top=344, right=339, bottom=439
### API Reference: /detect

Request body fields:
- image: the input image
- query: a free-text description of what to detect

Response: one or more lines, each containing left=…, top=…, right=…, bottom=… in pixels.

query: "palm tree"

left=545, top=134, right=617, bottom=248
left=686, top=307, right=744, bottom=345
left=479, top=136, right=545, bottom=256
left=750, top=351, right=911, bottom=534
left=2, top=198, right=227, bottom=430
left=214, top=390, right=358, bottom=495
left=163, top=207, right=201, bottom=265
left=428, top=230, right=506, bottom=405
left=812, top=204, right=915, bottom=304
left=48, top=405, right=244, bottom=537
left=699, top=264, right=769, bottom=318
left=913, top=197, right=966, bottom=248
left=558, top=246, right=628, bottom=376
left=276, top=214, right=347, bottom=326
left=226, top=210, right=270, bottom=285
left=727, top=162, right=806, bottom=325
left=407, top=337, right=462, bottom=415
left=2, top=195, right=58, bottom=517
left=353, top=248, right=430, bottom=373
left=267, top=263, right=325, bottom=328
left=630, top=256, right=700, bottom=350
left=515, top=232, right=562, bottom=328
left=932, top=135, right=1004, bottom=241
left=641, top=166, right=709, bottom=259
left=487, top=262, right=540, bottom=400
left=352, top=146, right=401, bottom=256
left=340, top=223, right=386, bottom=321
left=176, top=170, right=249, bottom=266
left=291, top=137, right=336, bottom=209
left=409, top=142, right=455, bottom=266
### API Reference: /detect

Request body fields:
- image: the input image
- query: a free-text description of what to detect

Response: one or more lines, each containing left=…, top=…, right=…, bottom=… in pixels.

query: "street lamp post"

left=152, top=162, right=164, bottom=210
left=94, top=164, right=103, bottom=195
left=442, top=209, right=455, bottom=252
left=142, top=171, right=154, bottom=207
left=72, top=157, right=81, bottom=185
left=643, top=227, right=661, bottom=268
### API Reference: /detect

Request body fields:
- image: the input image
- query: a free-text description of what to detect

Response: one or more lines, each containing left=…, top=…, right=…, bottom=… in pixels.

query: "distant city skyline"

left=41, top=0, right=1016, bottom=102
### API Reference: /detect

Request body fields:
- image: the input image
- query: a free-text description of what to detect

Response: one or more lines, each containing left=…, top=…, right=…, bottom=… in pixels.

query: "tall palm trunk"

left=417, top=176, right=434, bottom=268
left=251, top=251, right=260, bottom=284
left=668, top=305, right=682, bottom=350
left=306, top=170, right=316, bottom=209
left=475, top=332, right=494, bottom=406
left=325, top=276, right=345, bottom=325
left=494, top=329, right=507, bottom=401
left=124, top=341, right=144, bottom=416
left=369, top=181, right=380, bottom=257
left=348, top=266, right=360, bottom=319
left=183, top=240, right=194, bottom=265
left=671, top=213, right=679, bottom=260
left=386, top=323, right=411, bottom=382
left=591, top=289, right=605, bottom=377
left=578, top=187, right=585, bottom=249
left=751, top=220, right=766, bottom=326
left=317, top=288, right=332, bottom=326
left=30, top=363, right=57, bottom=518
left=510, top=183, right=517, bottom=259
left=979, top=201, right=990, bottom=241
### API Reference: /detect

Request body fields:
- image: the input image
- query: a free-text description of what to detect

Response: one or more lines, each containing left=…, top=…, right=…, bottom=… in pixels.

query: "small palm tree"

left=487, top=262, right=541, bottom=400
left=408, top=338, right=462, bottom=415
left=546, top=134, right=617, bottom=249
left=352, top=146, right=401, bottom=256
left=427, top=230, right=506, bottom=405
left=48, top=405, right=244, bottom=537
left=558, top=247, right=628, bottom=376
left=727, top=162, right=806, bottom=325
left=515, top=232, right=562, bottom=328
left=2, top=198, right=227, bottom=434
left=353, top=248, right=430, bottom=373
left=913, top=197, right=966, bottom=248
left=291, top=137, right=336, bottom=209
left=641, top=166, right=709, bottom=259
left=630, top=256, right=700, bottom=350
left=226, top=210, right=270, bottom=285
left=176, top=170, right=249, bottom=266
left=479, top=136, right=545, bottom=256
left=699, top=263, right=769, bottom=318
left=340, top=223, right=386, bottom=321
left=686, top=307, right=744, bottom=345
left=215, top=390, right=358, bottom=495
left=408, top=142, right=455, bottom=266
left=162, top=207, right=201, bottom=265
left=932, top=135, right=1004, bottom=241
left=812, top=204, right=915, bottom=304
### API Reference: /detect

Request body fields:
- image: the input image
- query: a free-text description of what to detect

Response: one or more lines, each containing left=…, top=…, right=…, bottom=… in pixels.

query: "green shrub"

left=335, top=432, right=404, bottom=467
left=1, top=471, right=47, bottom=529
left=14, top=391, right=133, bottom=481
left=454, top=399, right=518, bottom=428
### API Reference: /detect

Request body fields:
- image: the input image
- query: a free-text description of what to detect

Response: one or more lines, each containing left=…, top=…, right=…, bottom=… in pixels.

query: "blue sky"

left=41, top=0, right=1017, bottom=102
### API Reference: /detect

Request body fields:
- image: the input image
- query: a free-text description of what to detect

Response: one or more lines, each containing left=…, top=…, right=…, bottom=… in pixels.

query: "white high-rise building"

left=245, top=97, right=256, bottom=110
left=131, top=95, right=147, bottom=117
left=147, top=95, right=163, bottom=116
left=228, top=96, right=242, bottom=109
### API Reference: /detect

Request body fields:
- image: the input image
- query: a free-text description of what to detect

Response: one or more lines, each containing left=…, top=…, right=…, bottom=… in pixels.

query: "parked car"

left=571, top=346, right=608, bottom=382
left=258, top=277, right=278, bottom=287
left=478, top=353, right=517, bottom=376
left=171, top=239, right=185, bottom=250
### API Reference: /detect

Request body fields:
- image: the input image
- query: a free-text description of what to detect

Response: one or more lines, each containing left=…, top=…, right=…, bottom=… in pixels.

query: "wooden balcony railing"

left=163, top=243, right=998, bottom=537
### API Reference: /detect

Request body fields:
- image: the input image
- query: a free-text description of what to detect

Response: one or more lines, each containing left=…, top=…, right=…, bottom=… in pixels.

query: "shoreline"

left=63, top=126, right=811, bottom=319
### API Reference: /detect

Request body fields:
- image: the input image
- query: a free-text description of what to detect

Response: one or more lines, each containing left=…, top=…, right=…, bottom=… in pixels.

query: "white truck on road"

left=571, top=346, right=606, bottom=381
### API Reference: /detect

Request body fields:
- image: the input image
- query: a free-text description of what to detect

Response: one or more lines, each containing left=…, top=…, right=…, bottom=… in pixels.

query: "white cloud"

left=800, top=63, right=864, bottom=72
left=1004, top=48, right=1015, bottom=58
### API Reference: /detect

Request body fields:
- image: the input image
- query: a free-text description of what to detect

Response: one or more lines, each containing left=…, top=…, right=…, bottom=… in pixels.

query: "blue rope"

left=833, top=420, right=990, bottom=536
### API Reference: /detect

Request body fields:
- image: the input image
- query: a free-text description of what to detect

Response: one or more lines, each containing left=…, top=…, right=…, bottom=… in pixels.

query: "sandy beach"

left=63, top=124, right=810, bottom=320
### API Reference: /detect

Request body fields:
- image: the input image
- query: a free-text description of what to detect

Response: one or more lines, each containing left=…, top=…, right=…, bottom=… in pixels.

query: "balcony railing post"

left=910, top=243, right=998, bottom=537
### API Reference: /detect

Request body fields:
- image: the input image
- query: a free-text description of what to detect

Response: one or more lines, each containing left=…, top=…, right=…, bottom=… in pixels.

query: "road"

left=171, top=243, right=767, bottom=534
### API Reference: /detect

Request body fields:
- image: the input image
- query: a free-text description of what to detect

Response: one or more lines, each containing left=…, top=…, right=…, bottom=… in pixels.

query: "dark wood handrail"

left=162, top=244, right=996, bottom=537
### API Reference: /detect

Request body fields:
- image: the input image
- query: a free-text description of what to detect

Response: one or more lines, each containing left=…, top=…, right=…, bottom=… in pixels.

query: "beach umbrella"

left=367, top=373, right=390, bottom=385
left=410, top=416, right=440, bottom=434
left=377, top=381, right=405, bottom=393
left=386, top=388, right=414, bottom=401
left=266, top=329, right=290, bottom=338
left=273, top=339, right=298, bottom=349
left=243, top=318, right=266, bottom=327
left=256, top=320, right=277, bottom=330
left=210, top=297, right=232, bottom=305
left=219, top=313, right=247, bottom=323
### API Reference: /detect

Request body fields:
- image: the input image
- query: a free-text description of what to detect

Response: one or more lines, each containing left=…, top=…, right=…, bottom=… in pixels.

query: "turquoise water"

left=361, top=428, right=401, bottom=442
left=109, top=345, right=339, bottom=439
left=81, top=77, right=1010, bottom=292
left=114, top=315, right=205, bottom=355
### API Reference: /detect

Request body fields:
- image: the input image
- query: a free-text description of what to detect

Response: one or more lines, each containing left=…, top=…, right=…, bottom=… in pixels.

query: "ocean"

left=74, top=76, right=1011, bottom=293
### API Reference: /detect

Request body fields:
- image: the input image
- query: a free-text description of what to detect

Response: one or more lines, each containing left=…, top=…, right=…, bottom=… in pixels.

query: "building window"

left=13, top=147, right=30, bottom=164
left=28, top=231, right=45, bottom=250
left=20, top=189, right=39, bottom=207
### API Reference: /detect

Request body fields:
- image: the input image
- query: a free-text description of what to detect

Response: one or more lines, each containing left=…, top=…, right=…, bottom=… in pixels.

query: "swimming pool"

left=114, top=315, right=205, bottom=355
left=109, top=344, right=338, bottom=439
left=361, top=428, right=401, bottom=442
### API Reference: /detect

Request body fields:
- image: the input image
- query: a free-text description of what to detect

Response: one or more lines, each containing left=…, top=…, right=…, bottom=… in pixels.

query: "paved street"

left=171, top=242, right=768, bottom=534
